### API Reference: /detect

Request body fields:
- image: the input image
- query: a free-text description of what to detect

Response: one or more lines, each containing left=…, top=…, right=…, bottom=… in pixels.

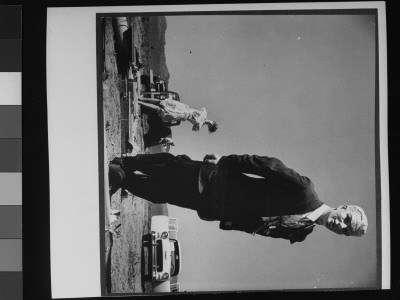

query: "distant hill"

left=148, top=16, right=170, bottom=84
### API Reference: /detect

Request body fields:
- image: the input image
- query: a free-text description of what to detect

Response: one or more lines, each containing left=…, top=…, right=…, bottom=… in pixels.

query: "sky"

left=163, top=14, right=377, bottom=291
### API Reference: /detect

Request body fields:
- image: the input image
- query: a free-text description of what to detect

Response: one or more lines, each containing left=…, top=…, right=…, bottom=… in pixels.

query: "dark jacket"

left=197, top=154, right=324, bottom=243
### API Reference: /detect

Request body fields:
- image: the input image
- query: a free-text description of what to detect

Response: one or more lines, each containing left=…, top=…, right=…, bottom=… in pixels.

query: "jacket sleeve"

left=220, top=219, right=315, bottom=244
left=220, top=154, right=311, bottom=188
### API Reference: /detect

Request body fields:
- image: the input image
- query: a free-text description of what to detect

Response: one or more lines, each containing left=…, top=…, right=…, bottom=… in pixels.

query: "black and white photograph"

left=46, top=3, right=389, bottom=298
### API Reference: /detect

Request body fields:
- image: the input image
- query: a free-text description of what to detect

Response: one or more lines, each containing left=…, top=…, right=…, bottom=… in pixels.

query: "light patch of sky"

left=163, top=14, right=377, bottom=292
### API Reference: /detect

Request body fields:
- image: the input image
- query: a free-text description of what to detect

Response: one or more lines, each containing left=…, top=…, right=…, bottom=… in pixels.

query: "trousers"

left=111, top=153, right=203, bottom=211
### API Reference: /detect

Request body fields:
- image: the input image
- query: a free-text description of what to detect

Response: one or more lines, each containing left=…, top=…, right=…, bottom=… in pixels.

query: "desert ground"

left=102, top=16, right=172, bottom=294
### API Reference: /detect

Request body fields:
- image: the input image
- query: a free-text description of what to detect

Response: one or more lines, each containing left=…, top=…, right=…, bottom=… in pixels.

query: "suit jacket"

left=197, top=154, right=324, bottom=243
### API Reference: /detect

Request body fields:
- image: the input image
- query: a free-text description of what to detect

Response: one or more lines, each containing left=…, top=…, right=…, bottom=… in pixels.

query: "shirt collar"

left=306, top=204, right=331, bottom=222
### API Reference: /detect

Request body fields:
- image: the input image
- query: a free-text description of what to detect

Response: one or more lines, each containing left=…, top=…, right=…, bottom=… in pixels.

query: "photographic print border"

left=44, top=3, right=389, bottom=298
left=96, top=6, right=386, bottom=296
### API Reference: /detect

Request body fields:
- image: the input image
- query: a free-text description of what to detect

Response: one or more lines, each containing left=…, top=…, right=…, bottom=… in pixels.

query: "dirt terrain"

left=102, top=16, right=170, bottom=294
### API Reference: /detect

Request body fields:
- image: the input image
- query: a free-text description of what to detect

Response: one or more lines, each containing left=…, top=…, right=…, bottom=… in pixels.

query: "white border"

left=376, top=3, right=390, bottom=290
left=47, top=2, right=389, bottom=298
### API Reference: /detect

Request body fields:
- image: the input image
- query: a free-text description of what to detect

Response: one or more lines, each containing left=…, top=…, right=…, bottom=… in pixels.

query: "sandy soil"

left=102, top=16, right=169, bottom=294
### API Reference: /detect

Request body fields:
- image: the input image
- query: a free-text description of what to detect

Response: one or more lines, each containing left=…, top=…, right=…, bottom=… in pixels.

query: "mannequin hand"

left=203, top=153, right=221, bottom=165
